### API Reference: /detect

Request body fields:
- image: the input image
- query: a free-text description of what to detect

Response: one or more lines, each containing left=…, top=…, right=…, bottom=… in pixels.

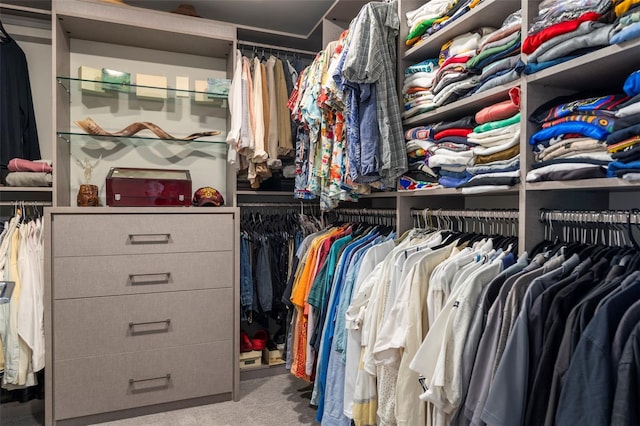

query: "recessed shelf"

left=398, top=184, right=520, bottom=197
left=403, top=82, right=518, bottom=126
left=57, top=77, right=228, bottom=104
left=526, top=178, right=640, bottom=192
left=57, top=131, right=227, bottom=146
left=402, top=0, right=520, bottom=62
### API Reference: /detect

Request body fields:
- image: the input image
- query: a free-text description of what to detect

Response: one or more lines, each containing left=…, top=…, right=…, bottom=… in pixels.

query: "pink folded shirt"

left=475, top=86, right=521, bottom=124
left=8, top=158, right=53, bottom=173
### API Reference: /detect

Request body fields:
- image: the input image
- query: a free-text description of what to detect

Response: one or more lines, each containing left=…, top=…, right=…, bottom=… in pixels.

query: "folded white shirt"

left=526, top=163, right=604, bottom=182
left=429, top=154, right=474, bottom=168
left=472, top=130, right=520, bottom=155
left=467, top=122, right=520, bottom=140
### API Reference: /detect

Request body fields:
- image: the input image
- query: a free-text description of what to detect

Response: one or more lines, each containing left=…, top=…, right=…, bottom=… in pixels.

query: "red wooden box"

left=105, top=167, right=192, bottom=207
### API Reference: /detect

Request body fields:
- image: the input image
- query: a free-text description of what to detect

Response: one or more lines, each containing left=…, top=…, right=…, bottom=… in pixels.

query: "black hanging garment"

left=0, top=32, right=41, bottom=168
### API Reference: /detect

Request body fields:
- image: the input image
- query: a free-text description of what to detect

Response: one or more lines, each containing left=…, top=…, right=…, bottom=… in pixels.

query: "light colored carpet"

left=94, top=374, right=317, bottom=426
left=2, top=374, right=318, bottom=426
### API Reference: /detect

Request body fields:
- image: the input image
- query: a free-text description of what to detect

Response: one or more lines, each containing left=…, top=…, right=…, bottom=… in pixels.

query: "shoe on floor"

left=241, top=330, right=253, bottom=352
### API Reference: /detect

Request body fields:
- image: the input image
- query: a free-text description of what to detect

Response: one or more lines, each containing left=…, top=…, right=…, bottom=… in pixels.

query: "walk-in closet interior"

left=2, top=0, right=640, bottom=425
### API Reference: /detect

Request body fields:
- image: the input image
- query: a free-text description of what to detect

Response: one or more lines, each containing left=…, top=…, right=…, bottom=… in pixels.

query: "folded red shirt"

left=522, top=11, right=602, bottom=55
left=434, top=128, right=473, bottom=140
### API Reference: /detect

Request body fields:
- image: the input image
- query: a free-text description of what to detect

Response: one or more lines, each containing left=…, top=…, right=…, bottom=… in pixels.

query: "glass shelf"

left=56, top=77, right=228, bottom=102
left=57, top=132, right=227, bottom=146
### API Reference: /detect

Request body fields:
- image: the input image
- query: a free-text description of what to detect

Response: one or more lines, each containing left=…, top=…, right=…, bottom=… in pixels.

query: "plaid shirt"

left=342, top=0, right=407, bottom=185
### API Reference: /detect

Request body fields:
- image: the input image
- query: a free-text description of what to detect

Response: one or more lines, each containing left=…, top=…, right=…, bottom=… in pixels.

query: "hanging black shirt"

left=0, top=38, right=40, bottom=167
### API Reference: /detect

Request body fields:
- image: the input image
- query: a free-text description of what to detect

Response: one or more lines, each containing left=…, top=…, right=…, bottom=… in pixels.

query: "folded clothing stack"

left=401, top=135, right=439, bottom=191
left=526, top=87, right=631, bottom=182
left=607, top=70, right=640, bottom=181
left=429, top=27, right=497, bottom=107
left=400, top=117, right=477, bottom=190
left=403, top=59, right=439, bottom=121
left=464, top=11, right=523, bottom=95
left=5, top=158, right=53, bottom=187
left=523, top=0, right=615, bottom=75
left=428, top=117, right=477, bottom=188
left=458, top=89, right=522, bottom=193
left=610, top=0, right=640, bottom=44
left=405, top=0, right=483, bottom=48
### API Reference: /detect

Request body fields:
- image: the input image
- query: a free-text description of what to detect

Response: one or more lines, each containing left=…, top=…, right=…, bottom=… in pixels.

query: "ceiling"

left=2, top=0, right=367, bottom=51
left=125, top=0, right=335, bottom=37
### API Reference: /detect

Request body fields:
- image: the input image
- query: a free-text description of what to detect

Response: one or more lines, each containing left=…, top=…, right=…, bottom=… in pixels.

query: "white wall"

left=69, top=39, right=229, bottom=206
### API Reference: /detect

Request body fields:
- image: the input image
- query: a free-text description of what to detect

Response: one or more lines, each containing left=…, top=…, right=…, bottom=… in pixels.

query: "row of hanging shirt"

left=239, top=206, right=322, bottom=324
left=284, top=0, right=407, bottom=210
left=0, top=205, right=45, bottom=389
left=283, top=209, right=511, bottom=425
left=294, top=208, right=640, bottom=426
left=226, top=47, right=309, bottom=189
left=282, top=213, right=514, bottom=425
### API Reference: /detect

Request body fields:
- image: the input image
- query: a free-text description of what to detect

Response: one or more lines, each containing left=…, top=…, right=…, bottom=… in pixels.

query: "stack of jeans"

left=523, top=0, right=614, bottom=75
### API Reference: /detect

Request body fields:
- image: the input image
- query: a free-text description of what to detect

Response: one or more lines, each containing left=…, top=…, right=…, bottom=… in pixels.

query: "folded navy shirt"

left=532, top=158, right=611, bottom=169
left=606, top=123, right=640, bottom=145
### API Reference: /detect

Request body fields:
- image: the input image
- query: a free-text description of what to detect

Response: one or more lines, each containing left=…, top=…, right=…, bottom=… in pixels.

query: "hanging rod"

left=539, top=209, right=640, bottom=225
left=0, top=201, right=52, bottom=206
left=238, top=202, right=318, bottom=208
left=411, top=208, right=519, bottom=220
left=237, top=40, right=317, bottom=57
left=334, top=208, right=396, bottom=217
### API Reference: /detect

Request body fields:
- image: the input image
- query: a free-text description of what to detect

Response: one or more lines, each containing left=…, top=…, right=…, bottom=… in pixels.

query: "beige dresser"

left=44, top=208, right=239, bottom=425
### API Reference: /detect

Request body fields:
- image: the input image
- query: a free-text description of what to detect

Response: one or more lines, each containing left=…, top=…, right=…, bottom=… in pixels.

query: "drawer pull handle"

left=128, top=233, right=171, bottom=244
left=129, top=272, right=171, bottom=285
left=129, top=373, right=171, bottom=385
left=129, top=319, right=171, bottom=329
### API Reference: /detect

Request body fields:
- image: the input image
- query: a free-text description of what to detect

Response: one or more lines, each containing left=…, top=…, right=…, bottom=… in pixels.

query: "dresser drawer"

left=53, top=251, right=232, bottom=299
left=53, top=341, right=232, bottom=420
left=52, top=213, right=233, bottom=257
left=53, top=289, right=233, bottom=360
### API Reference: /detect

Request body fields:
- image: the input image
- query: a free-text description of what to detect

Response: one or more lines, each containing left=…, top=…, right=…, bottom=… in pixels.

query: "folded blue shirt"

left=439, top=175, right=470, bottom=188
left=524, top=55, right=580, bottom=75
left=530, top=122, right=610, bottom=145
left=610, top=22, right=640, bottom=45
left=607, top=160, right=640, bottom=177
left=439, top=169, right=471, bottom=179
left=624, top=70, right=640, bottom=98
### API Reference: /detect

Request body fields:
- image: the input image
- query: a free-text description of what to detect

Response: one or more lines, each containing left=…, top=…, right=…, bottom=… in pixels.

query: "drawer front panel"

left=54, top=289, right=233, bottom=360
left=53, top=251, right=232, bottom=299
left=53, top=341, right=232, bottom=420
left=52, top=213, right=233, bottom=257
